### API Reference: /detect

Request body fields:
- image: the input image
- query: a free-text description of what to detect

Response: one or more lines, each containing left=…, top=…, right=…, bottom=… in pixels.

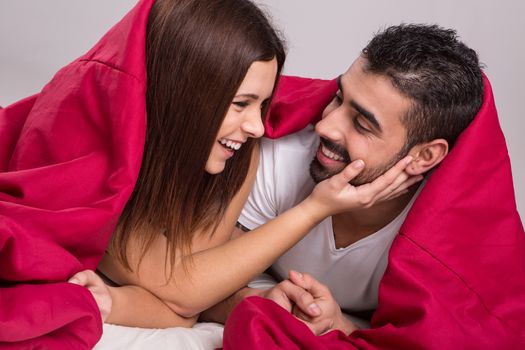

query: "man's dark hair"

left=362, top=24, right=484, bottom=149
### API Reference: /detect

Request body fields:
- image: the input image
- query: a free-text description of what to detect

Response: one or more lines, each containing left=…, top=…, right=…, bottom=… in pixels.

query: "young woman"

left=69, top=0, right=417, bottom=328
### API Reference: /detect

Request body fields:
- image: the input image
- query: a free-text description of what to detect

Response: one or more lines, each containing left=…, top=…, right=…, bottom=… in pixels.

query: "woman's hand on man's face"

left=305, top=155, right=423, bottom=219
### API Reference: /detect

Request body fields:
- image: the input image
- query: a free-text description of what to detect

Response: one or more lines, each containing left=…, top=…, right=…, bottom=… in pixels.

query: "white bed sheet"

left=94, top=322, right=224, bottom=350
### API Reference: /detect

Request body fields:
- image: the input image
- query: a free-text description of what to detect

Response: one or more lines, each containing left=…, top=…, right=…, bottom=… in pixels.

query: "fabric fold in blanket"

left=222, top=75, right=525, bottom=349
left=0, top=0, right=154, bottom=347
left=263, top=76, right=337, bottom=139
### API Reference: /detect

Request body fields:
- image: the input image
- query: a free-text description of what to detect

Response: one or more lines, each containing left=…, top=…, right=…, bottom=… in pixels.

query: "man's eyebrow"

left=337, top=75, right=382, bottom=133
left=350, top=100, right=382, bottom=133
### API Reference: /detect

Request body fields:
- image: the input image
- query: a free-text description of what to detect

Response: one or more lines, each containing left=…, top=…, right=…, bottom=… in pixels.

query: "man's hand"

left=287, top=270, right=358, bottom=336
left=260, top=280, right=322, bottom=318
left=69, top=270, right=112, bottom=323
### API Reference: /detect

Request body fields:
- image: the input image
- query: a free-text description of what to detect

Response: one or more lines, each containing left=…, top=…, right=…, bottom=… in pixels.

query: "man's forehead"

left=338, top=56, right=367, bottom=90
left=337, top=57, right=412, bottom=132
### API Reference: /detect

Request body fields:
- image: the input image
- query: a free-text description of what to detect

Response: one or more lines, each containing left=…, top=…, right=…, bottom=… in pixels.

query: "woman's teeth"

left=219, top=138, right=242, bottom=151
left=321, top=144, right=343, bottom=161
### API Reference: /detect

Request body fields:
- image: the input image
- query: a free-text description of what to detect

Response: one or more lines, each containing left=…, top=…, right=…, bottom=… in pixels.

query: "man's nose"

left=315, top=109, right=343, bottom=142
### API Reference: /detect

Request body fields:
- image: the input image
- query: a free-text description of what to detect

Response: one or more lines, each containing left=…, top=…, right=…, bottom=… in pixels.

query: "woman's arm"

left=97, top=144, right=263, bottom=327
left=69, top=270, right=197, bottom=328
left=99, top=148, right=415, bottom=323
left=107, top=285, right=198, bottom=328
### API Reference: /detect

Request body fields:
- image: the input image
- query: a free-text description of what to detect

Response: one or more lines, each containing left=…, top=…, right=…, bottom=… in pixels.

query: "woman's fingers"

left=382, top=175, right=424, bottom=201
left=69, top=270, right=112, bottom=322
left=68, top=270, right=93, bottom=286
left=375, top=171, right=424, bottom=201
left=349, top=156, right=413, bottom=207
left=327, top=160, right=365, bottom=189
left=358, top=156, right=413, bottom=194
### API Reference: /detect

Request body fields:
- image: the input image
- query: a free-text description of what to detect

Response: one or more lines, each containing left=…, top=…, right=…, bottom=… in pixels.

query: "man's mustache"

left=320, top=137, right=351, bottom=163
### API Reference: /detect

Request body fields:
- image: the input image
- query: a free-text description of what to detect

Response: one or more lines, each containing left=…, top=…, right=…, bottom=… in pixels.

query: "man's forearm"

left=199, top=287, right=262, bottom=324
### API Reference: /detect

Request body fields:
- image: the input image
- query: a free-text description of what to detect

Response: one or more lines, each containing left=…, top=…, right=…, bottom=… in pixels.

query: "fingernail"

left=308, top=303, right=321, bottom=316
left=68, top=278, right=79, bottom=285
left=405, top=156, right=413, bottom=165
left=353, top=160, right=364, bottom=169
left=292, top=270, right=303, bottom=279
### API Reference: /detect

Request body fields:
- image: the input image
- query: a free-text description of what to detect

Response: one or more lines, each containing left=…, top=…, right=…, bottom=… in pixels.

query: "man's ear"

left=405, top=139, right=448, bottom=176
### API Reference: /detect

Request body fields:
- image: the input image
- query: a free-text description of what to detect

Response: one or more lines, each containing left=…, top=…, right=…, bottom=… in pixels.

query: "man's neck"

left=331, top=184, right=420, bottom=249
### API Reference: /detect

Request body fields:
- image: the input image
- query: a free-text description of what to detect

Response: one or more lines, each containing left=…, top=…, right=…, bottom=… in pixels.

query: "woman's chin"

left=205, top=161, right=226, bottom=175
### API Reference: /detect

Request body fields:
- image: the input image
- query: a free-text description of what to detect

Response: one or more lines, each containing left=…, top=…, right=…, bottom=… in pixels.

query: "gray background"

left=0, top=0, right=523, bottom=219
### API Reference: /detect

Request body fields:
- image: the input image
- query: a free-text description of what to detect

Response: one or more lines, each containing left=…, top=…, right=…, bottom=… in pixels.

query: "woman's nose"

left=242, top=109, right=265, bottom=138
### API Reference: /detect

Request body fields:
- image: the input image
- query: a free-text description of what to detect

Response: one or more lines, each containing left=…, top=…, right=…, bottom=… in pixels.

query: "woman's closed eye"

left=232, top=100, right=250, bottom=108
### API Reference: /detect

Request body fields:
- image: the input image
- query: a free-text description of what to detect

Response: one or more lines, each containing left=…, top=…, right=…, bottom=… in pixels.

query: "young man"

left=210, top=24, right=525, bottom=349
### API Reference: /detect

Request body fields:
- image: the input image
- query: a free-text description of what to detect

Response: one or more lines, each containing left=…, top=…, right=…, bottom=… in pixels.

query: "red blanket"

left=223, top=75, right=525, bottom=348
left=0, top=0, right=153, bottom=348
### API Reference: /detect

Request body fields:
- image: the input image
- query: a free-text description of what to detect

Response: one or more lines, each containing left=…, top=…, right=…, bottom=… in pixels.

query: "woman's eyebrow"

left=234, top=93, right=259, bottom=99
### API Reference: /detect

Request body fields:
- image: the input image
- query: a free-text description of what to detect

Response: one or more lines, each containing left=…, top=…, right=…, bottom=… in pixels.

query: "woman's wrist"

left=298, top=195, right=331, bottom=225
left=103, top=285, right=118, bottom=323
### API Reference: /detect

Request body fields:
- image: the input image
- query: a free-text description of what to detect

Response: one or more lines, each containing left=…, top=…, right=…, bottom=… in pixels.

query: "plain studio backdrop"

left=0, top=0, right=523, bottom=220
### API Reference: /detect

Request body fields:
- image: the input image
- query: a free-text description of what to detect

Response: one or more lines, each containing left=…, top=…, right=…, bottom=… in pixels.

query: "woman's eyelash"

left=233, top=101, right=249, bottom=107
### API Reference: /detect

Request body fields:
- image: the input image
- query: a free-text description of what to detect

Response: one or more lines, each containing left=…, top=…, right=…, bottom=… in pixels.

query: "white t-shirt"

left=239, top=126, right=421, bottom=313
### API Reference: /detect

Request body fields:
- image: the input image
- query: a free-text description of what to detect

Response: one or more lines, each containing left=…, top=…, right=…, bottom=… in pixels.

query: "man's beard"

left=309, top=138, right=410, bottom=186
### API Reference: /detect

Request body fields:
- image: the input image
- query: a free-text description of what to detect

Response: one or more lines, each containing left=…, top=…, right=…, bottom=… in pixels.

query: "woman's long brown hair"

left=109, top=0, right=285, bottom=273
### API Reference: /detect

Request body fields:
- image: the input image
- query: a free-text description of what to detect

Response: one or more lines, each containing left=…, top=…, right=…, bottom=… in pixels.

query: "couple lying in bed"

left=70, top=0, right=420, bottom=332
left=2, top=0, right=523, bottom=348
